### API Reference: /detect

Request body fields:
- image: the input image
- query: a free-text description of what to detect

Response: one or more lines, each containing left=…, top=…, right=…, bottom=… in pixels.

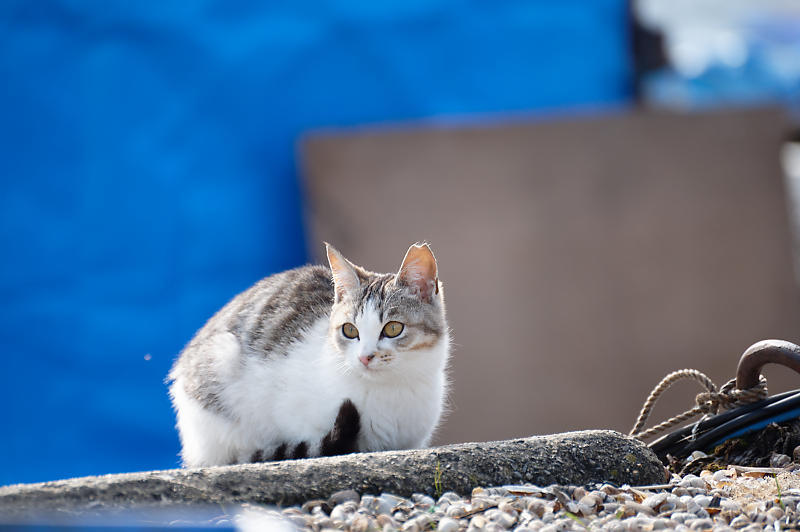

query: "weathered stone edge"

left=0, top=430, right=666, bottom=518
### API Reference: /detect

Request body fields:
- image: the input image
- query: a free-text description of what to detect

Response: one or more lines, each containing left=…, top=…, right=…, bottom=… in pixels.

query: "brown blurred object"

left=299, top=107, right=800, bottom=446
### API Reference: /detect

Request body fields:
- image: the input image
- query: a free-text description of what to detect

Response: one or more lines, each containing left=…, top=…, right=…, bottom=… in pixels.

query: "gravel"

left=230, top=464, right=800, bottom=531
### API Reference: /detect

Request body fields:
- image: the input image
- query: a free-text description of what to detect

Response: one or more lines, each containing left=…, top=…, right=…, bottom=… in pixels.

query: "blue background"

left=0, top=1, right=632, bottom=485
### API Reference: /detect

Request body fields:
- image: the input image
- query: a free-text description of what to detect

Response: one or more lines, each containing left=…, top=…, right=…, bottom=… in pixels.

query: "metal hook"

left=735, top=339, right=800, bottom=390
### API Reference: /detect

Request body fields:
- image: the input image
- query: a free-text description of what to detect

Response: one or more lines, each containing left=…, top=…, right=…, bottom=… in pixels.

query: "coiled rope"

left=630, top=369, right=768, bottom=441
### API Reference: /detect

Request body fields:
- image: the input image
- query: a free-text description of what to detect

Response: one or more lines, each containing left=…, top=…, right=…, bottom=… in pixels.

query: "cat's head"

left=325, top=243, right=448, bottom=378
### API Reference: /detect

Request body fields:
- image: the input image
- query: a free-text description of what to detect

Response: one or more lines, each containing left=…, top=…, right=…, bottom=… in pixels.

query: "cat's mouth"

left=357, top=362, right=378, bottom=373
left=352, top=360, right=389, bottom=378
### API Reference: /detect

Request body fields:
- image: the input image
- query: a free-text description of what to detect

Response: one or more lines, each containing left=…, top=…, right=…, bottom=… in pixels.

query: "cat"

left=168, top=242, right=450, bottom=467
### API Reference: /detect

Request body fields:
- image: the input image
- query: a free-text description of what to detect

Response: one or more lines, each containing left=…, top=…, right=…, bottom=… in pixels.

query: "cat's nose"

left=358, top=353, right=375, bottom=367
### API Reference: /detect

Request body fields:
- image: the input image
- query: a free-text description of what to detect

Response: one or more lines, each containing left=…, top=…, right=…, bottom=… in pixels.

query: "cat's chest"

left=348, top=379, right=442, bottom=451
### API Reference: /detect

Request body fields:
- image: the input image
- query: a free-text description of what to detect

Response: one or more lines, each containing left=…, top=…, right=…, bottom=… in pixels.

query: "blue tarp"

left=0, top=1, right=632, bottom=485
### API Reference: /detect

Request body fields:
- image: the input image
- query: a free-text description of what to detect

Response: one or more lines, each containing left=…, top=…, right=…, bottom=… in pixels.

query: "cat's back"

left=176, top=264, right=334, bottom=365
left=228, top=264, right=334, bottom=355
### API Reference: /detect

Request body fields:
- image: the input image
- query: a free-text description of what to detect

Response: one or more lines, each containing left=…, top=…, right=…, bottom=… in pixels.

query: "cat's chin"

left=350, top=363, right=391, bottom=380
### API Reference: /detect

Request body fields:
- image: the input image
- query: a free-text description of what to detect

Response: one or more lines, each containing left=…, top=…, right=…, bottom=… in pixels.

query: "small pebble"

left=446, top=504, right=468, bottom=518
left=766, top=506, right=785, bottom=520
left=496, top=511, right=516, bottom=528
left=713, top=469, right=733, bottom=482
left=643, top=492, right=668, bottom=509
left=572, top=486, right=587, bottom=500
left=315, top=517, right=335, bottom=529
left=679, top=475, right=708, bottom=489
left=301, top=499, right=331, bottom=514
left=694, top=494, right=712, bottom=508
left=720, top=499, right=741, bottom=513
left=329, top=488, right=361, bottom=506
left=374, top=493, right=403, bottom=515
left=469, top=514, right=487, bottom=529
left=527, top=499, right=546, bottom=518
left=770, top=453, right=792, bottom=468
left=330, top=500, right=358, bottom=521
left=411, top=493, right=435, bottom=509
left=375, top=513, right=398, bottom=528
left=439, top=491, right=462, bottom=504
left=670, top=511, right=697, bottom=524
left=687, top=517, right=713, bottom=530
left=350, top=514, right=371, bottom=532
left=729, top=515, right=750, bottom=528
left=624, top=501, right=656, bottom=517
left=437, top=517, right=460, bottom=532
left=401, top=521, right=420, bottom=532
left=651, top=517, right=670, bottom=529
left=471, top=496, right=494, bottom=511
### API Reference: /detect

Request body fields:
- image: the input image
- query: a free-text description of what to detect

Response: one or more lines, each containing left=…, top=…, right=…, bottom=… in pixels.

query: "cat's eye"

left=382, top=321, right=404, bottom=338
left=342, top=323, right=359, bottom=339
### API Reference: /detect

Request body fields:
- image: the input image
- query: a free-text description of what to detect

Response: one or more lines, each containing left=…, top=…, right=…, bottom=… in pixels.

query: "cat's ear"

left=326, top=242, right=360, bottom=302
left=396, top=243, right=439, bottom=303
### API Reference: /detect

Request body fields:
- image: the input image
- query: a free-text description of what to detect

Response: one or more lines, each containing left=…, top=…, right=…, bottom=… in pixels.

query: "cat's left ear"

left=326, top=243, right=360, bottom=302
left=396, top=243, right=439, bottom=303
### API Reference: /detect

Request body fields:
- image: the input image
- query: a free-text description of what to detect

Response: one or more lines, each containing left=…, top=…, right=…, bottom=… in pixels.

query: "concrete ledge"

left=0, top=430, right=666, bottom=519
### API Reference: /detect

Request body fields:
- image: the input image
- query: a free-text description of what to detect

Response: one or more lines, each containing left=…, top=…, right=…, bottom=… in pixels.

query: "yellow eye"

left=342, top=323, right=359, bottom=339
left=382, top=321, right=404, bottom=338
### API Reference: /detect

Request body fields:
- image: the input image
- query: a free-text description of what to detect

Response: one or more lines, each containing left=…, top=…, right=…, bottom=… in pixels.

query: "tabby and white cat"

left=168, top=243, right=449, bottom=467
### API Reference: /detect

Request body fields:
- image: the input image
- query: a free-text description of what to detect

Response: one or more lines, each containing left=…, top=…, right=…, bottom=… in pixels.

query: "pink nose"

left=359, top=353, right=375, bottom=367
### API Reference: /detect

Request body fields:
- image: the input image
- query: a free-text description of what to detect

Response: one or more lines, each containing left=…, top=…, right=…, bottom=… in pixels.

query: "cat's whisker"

left=335, top=358, right=354, bottom=376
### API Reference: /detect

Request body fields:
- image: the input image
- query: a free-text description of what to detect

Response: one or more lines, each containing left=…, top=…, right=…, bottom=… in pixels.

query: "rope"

left=630, top=369, right=768, bottom=441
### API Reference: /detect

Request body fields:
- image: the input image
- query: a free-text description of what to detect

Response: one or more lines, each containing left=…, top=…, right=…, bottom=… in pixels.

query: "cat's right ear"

left=325, top=243, right=360, bottom=302
left=396, top=243, right=439, bottom=303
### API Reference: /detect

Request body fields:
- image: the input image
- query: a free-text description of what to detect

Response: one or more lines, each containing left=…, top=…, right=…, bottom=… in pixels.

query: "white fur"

left=170, top=305, right=449, bottom=467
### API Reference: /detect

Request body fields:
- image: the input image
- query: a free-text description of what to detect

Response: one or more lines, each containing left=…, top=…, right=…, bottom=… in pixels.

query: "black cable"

left=655, top=391, right=800, bottom=459
left=649, top=389, right=800, bottom=460
left=672, top=392, right=800, bottom=458
left=649, top=389, right=798, bottom=454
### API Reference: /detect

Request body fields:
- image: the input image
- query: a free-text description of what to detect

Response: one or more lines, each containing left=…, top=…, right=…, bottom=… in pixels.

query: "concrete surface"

left=0, top=430, right=666, bottom=520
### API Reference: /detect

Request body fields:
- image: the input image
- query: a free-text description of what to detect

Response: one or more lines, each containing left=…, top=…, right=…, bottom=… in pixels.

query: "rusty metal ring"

left=735, top=339, right=800, bottom=390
